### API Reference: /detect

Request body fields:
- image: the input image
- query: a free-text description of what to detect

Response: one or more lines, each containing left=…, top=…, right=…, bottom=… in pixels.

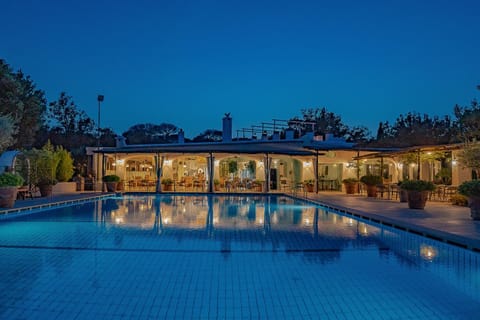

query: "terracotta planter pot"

left=305, top=184, right=314, bottom=192
left=162, top=184, right=173, bottom=192
left=0, top=187, right=18, bottom=208
left=399, top=189, right=408, bottom=202
left=105, top=182, right=118, bottom=192
left=365, top=185, right=377, bottom=197
left=39, top=184, right=53, bottom=197
left=468, top=195, right=480, bottom=220
left=407, top=190, right=429, bottom=209
left=344, top=182, right=358, bottom=194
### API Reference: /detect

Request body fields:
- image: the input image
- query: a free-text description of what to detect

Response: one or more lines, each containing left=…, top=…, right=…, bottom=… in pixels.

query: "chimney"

left=222, top=113, right=232, bottom=142
left=261, top=131, right=268, bottom=140
left=178, top=129, right=185, bottom=144
left=285, top=128, right=295, bottom=140
left=115, top=135, right=127, bottom=147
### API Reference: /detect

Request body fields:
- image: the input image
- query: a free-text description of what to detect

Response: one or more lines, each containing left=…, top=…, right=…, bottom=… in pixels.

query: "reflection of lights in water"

left=271, top=214, right=278, bottom=224
left=420, top=245, right=438, bottom=261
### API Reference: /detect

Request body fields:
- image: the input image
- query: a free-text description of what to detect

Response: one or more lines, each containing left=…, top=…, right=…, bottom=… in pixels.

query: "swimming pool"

left=1, top=194, right=479, bottom=319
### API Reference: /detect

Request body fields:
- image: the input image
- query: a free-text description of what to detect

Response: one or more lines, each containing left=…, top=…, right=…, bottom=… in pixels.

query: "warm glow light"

left=163, top=218, right=170, bottom=224
left=303, top=161, right=311, bottom=167
left=452, top=159, right=457, bottom=165
left=115, top=217, right=123, bottom=224
left=116, top=159, right=125, bottom=165
left=164, top=159, right=172, bottom=165
left=420, top=245, right=438, bottom=261
left=304, top=218, right=310, bottom=226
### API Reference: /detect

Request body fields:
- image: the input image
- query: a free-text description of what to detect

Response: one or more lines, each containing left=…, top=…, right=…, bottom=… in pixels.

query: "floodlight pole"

left=96, top=94, right=104, bottom=191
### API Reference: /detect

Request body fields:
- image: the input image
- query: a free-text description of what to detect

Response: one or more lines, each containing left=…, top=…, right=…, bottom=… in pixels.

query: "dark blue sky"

left=2, top=0, right=479, bottom=138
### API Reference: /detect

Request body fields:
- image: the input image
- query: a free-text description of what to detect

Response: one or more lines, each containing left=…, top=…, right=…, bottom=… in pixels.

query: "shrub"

left=304, top=179, right=314, bottom=186
left=450, top=194, right=468, bottom=207
left=102, top=175, right=120, bottom=182
left=0, top=172, right=24, bottom=187
left=161, top=178, right=173, bottom=185
left=458, top=180, right=480, bottom=197
left=360, top=175, right=382, bottom=186
left=400, top=180, right=436, bottom=191
left=56, top=147, right=74, bottom=182
left=26, top=141, right=60, bottom=186
left=342, top=178, right=359, bottom=184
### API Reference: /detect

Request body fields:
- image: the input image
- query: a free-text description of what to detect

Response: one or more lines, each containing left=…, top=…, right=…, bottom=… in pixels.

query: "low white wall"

left=52, top=182, right=77, bottom=194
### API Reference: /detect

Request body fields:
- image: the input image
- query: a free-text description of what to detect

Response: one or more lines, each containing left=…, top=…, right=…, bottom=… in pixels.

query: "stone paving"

left=301, top=191, right=480, bottom=251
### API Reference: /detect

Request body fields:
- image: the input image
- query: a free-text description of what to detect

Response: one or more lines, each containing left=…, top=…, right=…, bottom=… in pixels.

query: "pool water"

left=0, top=195, right=479, bottom=319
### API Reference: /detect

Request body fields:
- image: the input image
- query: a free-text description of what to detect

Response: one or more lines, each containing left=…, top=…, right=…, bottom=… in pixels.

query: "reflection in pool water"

left=0, top=194, right=479, bottom=319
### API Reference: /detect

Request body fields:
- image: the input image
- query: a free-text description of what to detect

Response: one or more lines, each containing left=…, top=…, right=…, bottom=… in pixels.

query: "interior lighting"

left=303, top=161, right=311, bottom=167
left=116, top=159, right=125, bottom=165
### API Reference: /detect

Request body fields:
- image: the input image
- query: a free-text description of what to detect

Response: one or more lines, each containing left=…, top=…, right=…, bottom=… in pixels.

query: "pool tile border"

left=0, top=194, right=112, bottom=220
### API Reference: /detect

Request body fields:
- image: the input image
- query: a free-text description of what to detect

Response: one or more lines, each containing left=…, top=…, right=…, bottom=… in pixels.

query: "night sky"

left=2, top=0, right=479, bottom=138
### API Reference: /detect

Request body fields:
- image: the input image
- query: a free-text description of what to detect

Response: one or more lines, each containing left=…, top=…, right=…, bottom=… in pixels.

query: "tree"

left=193, top=129, right=223, bottom=142
left=0, top=114, right=17, bottom=151
left=0, top=59, right=46, bottom=148
left=456, top=87, right=480, bottom=177
left=372, top=112, right=456, bottom=147
left=123, top=123, right=180, bottom=144
left=289, top=107, right=349, bottom=138
left=48, top=92, right=95, bottom=137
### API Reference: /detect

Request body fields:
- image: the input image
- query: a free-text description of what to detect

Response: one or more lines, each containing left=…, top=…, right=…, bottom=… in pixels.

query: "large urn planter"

left=0, top=187, right=19, bottom=208
left=458, top=180, right=480, bottom=220
left=105, top=182, right=118, bottom=192
left=345, top=183, right=357, bottom=194
left=39, top=184, right=53, bottom=197
left=360, top=175, right=382, bottom=198
left=406, top=190, right=429, bottom=209
left=365, top=185, right=378, bottom=198
left=102, top=175, right=121, bottom=193
left=400, top=180, right=435, bottom=210
left=343, top=180, right=358, bottom=194
left=467, top=196, right=480, bottom=220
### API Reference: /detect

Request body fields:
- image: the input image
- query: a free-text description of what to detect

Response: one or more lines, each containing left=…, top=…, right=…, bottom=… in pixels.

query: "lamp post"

left=96, top=94, right=104, bottom=191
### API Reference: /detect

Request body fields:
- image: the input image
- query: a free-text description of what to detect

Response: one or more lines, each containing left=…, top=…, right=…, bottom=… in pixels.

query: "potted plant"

left=26, top=142, right=60, bottom=197
left=458, top=180, right=480, bottom=220
left=400, top=180, right=435, bottom=209
left=102, top=175, right=121, bottom=192
left=252, top=180, right=263, bottom=192
left=214, top=179, right=220, bottom=191
left=0, top=172, right=24, bottom=208
left=304, top=179, right=314, bottom=192
left=342, top=178, right=359, bottom=194
left=161, top=178, right=174, bottom=191
left=360, top=175, right=382, bottom=197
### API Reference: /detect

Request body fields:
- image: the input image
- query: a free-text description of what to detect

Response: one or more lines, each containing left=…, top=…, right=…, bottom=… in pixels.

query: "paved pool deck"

left=2, top=191, right=480, bottom=251
left=301, top=192, right=480, bottom=251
